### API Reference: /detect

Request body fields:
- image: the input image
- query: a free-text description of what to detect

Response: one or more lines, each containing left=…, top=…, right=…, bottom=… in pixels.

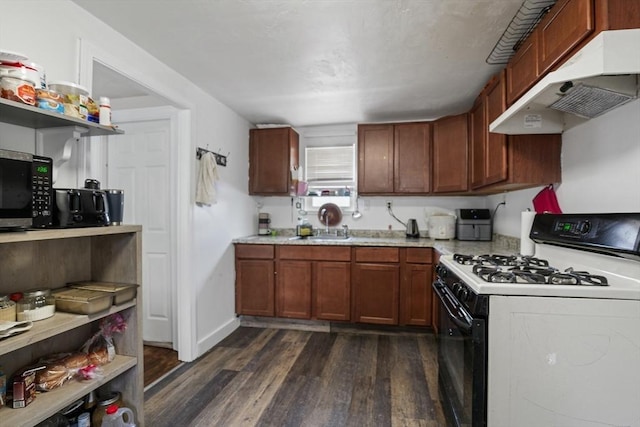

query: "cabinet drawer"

left=405, top=248, right=433, bottom=264
left=278, top=245, right=351, bottom=261
left=354, top=247, right=399, bottom=263
left=235, top=244, right=274, bottom=259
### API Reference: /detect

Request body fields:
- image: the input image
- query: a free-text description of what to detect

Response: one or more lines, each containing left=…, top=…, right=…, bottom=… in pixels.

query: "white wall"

left=1, top=0, right=254, bottom=360
left=489, top=99, right=640, bottom=237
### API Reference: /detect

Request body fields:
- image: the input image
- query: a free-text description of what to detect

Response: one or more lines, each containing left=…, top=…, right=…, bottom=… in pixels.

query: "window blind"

left=305, top=145, right=355, bottom=186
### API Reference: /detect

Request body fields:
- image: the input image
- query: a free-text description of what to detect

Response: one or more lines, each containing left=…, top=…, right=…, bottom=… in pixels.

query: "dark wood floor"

left=144, top=345, right=181, bottom=387
left=144, top=326, right=446, bottom=426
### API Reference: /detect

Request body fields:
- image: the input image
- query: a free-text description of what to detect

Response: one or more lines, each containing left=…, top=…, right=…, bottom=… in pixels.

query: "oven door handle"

left=433, top=281, right=473, bottom=332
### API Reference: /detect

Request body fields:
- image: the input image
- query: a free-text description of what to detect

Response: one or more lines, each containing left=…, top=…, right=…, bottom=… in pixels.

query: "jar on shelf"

left=16, top=288, right=55, bottom=321
left=0, top=294, right=16, bottom=322
left=93, top=391, right=124, bottom=427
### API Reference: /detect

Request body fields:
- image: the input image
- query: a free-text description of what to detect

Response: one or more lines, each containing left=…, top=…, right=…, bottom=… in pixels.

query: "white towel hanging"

left=196, top=151, right=219, bottom=205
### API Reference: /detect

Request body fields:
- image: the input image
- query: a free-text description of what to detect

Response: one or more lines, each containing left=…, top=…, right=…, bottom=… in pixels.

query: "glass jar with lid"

left=16, top=288, right=55, bottom=321
left=0, top=295, right=16, bottom=322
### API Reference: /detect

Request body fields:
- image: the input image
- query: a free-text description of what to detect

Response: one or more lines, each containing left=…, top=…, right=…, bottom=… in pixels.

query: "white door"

left=108, top=119, right=174, bottom=345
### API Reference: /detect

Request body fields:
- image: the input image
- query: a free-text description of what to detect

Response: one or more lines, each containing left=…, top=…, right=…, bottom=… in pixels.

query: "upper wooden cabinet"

left=358, top=122, right=431, bottom=195
left=507, top=0, right=640, bottom=107
left=432, top=113, right=469, bottom=193
left=506, top=29, right=539, bottom=105
left=537, top=0, right=595, bottom=76
left=471, top=71, right=562, bottom=192
left=485, top=73, right=509, bottom=186
left=249, top=127, right=299, bottom=195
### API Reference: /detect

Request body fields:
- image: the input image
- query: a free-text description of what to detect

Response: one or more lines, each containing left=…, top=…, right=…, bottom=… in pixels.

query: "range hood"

left=490, top=29, right=640, bottom=135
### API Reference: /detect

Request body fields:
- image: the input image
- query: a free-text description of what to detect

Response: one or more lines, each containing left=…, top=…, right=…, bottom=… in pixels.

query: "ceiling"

left=74, top=0, right=524, bottom=127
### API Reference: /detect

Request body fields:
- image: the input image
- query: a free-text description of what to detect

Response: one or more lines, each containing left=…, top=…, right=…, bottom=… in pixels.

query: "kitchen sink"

left=308, top=235, right=352, bottom=241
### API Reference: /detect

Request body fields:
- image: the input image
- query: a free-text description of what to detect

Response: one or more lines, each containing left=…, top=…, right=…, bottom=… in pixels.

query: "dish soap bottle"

left=296, top=218, right=313, bottom=237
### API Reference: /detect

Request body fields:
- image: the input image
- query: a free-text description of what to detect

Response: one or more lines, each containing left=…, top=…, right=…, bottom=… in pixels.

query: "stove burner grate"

left=461, top=254, right=609, bottom=286
left=454, top=253, right=549, bottom=268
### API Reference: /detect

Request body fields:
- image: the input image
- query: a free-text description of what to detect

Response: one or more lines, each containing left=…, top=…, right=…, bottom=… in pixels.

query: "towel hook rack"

left=196, top=146, right=228, bottom=167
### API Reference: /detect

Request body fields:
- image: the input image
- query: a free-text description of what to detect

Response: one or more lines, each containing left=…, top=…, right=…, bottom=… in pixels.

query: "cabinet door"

left=506, top=31, right=539, bottom=105
left=236, top=259, right=275, bottom=316
left=400, top=263, right=433, bottom=326
left=485, top=73, right=508, bottom=186
left=357, top=124, right=394, bottom=194
left=352, top=263, right=399, bottom=325
left=249, top=127, right=299, bottom=195
left=538, top=0, right=594, bottom=75
left=432, top=114, right=468, bottom=193
left=469, top=99, right=486, bottom=189
left=277, top=260, right=312, bottom=319
left=394, top=122, right=431, bottom=193
left=314, top=261, right=351, bottom=321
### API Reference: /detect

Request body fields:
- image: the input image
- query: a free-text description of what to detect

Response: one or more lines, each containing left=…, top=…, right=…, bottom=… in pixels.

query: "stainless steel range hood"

left=490, top=29, right=640, bottom=135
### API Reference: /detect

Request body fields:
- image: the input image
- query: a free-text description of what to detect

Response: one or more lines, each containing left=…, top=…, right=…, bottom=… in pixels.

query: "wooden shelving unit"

left=0, top=97, right=123, bottom=136
left=0, top=226, right=143, bottom=426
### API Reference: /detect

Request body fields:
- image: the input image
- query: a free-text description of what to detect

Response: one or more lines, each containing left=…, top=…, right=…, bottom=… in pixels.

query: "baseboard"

left=195, top=316, right=241, bottom=358
left=240, top=315, right=331, bottom=332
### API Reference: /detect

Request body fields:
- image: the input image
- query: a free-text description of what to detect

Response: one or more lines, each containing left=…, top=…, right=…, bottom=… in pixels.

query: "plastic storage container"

left=0, top=295, right=16, bottom=322
left=100, top=404, right=135, bottom=427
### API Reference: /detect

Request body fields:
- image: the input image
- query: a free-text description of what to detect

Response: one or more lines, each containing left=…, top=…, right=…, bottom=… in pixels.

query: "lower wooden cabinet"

left=352, top=262, right=400, bottom=325
left=315, top=261, right=351, bottom=321
left=277, top=260, right=312, bottom=318
left=277, top=246, right=351, bottom=321
left=235, top=245, right=275, bottom=316
left=235, top=244, right=433, bottom=328
left=400, top=248, right=434, bottom=326
left=352, top=247, right=400, bottom=325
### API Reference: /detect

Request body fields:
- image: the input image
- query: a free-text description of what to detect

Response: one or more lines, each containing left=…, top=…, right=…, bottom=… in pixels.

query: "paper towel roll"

left=520, top=211, right=536, bottom=256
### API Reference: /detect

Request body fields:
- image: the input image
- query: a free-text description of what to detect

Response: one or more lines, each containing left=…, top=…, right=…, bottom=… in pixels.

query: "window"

left=303, top=144, right=355, bottom=210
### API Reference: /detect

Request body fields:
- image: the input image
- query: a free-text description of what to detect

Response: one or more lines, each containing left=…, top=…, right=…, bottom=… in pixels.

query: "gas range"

left=439, top=243, right=640, bottom=300
left=433, top=213, right=640, bottom=427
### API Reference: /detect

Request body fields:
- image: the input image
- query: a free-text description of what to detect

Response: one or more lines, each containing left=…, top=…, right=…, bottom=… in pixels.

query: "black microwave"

left=0, top=149, right=53, bottom=229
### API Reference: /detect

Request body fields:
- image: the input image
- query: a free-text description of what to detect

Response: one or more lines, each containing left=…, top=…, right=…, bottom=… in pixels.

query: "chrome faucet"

left=320, top=208, right=329, bottom=234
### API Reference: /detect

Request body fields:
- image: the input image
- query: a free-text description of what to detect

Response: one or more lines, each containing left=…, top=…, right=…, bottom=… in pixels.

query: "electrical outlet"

left=386, top=201, right=392, bottom=209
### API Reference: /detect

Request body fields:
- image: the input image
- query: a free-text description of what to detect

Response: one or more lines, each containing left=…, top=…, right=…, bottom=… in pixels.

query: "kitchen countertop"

left=233, top=231, right=519, bottom=256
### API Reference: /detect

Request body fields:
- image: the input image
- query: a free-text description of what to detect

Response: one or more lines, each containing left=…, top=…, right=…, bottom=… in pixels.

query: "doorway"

left=79, top=39, right=196, bottom=362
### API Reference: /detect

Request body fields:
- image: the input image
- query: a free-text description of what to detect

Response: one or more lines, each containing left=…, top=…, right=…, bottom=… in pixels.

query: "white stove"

left=439, top=243, right=640, bottom=300
left=433, top=213, right=640, bottom=427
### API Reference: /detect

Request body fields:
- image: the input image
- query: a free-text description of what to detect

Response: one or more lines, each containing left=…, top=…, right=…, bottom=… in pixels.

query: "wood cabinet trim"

left=278, top=245, right=351, bottom=261
left=235, top=244, right=275, bottom=259
left=354, top=247, right=400, bottom=263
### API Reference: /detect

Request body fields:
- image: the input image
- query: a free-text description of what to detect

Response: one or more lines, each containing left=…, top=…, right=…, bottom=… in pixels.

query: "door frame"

left=77, top=38, right=197, bottom=361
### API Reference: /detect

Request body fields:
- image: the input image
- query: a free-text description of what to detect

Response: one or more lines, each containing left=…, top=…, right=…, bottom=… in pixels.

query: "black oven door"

left=433, top=280, right=486, bottom=427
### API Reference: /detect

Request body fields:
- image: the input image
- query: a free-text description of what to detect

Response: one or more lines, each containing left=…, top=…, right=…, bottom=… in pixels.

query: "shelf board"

left=0, top=97, right=123, bottom=136
left=0, top=301, right=136, bottom=356
left=0, top=225, right=142, bottom=244
left=1, top=354, right=137, bottom=426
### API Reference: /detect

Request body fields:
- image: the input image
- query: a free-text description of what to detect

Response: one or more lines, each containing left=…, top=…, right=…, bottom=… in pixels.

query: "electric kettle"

left=406, top=218, right=420, bottom=238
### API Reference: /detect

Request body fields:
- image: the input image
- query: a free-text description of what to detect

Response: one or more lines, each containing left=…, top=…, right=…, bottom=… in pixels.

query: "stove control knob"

left=437, top=265, right=448, bottom=278
left=452, top=282, right=462, bottom=295
left=460, top=288, right=470, bottom=301
left=579, top=220, right=591, bottom=234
